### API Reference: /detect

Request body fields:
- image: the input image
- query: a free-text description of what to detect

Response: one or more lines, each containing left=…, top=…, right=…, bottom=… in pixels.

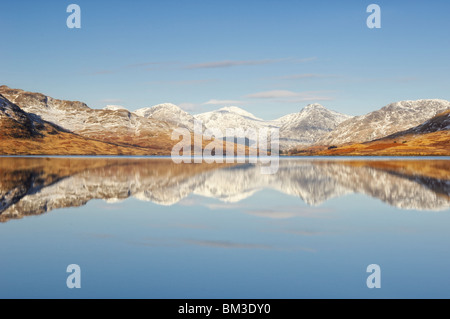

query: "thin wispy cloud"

left=245, top=90, right=300, bottom=99
left=285, top=229, right=324, bottom=236
left=246, top=207, right=332, bottom=219
left=183, top=56, right=317, bottom=70
left=347, top=76, right=418, bottom=84
left=185, top=239, right=272, bottom=250
left=88, top=61, right=175, bottom=75
left=128, top=236, right=270, bottom=249
left=279, top=73, right=338, bottom=80
left=295, top=57, right=318, bottom=63
left=127, top=240, right=177, bottom=248
left=394, top=76, right=418, bottom=83
left=184, top=59, right=282, bottom=69
left=125, top=62, right=163, bottom=68
left=146, top=79, right=218, bottom=85
left=177, top=197, right=207, bottom=206
left=178, top=102, right=202, bottom=111
left=245, top=90, right=335, bottom=102
left=128, top=237, right=313, bottom=252
left=185, top=239, right=315, bottom=252
left=175, top=223, right=212, bottom=230
left=203, top=202, right=246, bottom=210
left=274, top=96, right=334, bottom=103
left=178, top=197, right=246, bottom=210
left=89, top=57, right=317, bottom=74
left=203, top=99, right=244, bottom=105
left=82, top=233, right=115, bottom=239
left=91, top=70, right=115, bottom=75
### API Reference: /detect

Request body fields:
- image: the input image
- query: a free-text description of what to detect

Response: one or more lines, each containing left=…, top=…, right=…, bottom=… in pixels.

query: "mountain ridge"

left=1, top=85, right=449, bottom=155
left=0, top=93, right=171, bottom=155
left=0, top=86, right=178, bottom=153
left=297, top=109, right=450, bottom=156
left=316, top=99, right=450, bottom=146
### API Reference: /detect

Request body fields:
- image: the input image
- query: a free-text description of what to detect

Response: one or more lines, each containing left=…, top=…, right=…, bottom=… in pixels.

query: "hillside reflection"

left=1, top=157, right=449, bottom=222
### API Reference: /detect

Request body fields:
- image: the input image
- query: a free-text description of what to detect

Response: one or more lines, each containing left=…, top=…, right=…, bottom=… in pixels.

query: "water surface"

left=0, top=157, right=449, bottom=298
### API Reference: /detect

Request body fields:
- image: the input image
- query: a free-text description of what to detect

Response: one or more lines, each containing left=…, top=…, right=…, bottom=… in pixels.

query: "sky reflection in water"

left=0, top=157, right=449, bottom=298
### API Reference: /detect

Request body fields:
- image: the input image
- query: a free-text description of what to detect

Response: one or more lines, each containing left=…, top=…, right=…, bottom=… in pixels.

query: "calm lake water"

left=0, top=156, right=449, bottom=298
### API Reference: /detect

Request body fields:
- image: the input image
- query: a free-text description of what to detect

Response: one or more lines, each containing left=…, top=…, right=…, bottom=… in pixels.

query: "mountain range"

left=304, top=109, right=450, bottom=156
left=133, top=103, right=352, bottom=149
left=317, top=99, right=450, bottom=146
left=0, top=93, right=165, bottom=155
left=0, top=85, right=449, bottom=155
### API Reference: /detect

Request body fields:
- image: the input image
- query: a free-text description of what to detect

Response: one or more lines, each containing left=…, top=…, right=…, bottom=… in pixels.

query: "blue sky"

left=1, top=0, right=449, bottom=119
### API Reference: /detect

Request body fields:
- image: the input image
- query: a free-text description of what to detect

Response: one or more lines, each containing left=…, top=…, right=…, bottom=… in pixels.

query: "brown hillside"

left=293, top=109, right=450, bottom=156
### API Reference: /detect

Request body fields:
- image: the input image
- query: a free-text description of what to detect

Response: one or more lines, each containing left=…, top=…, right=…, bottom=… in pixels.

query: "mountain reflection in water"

left=0, top=157, right=449, bottom=222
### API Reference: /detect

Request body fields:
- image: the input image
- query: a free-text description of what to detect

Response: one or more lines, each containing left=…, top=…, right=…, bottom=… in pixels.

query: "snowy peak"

left=0, top=86, right=90, bottom=112
left=103, top=105, right=127, bottom=111
left=193, top=106, right=264, bottom=135
left=0, top=86, right=173, bottom=151
left=195, top=106, right=275, bottom=136
left=276, top=103, right=353, bottom=148
left=382, top=99, right=449, bottom=112
left=2, top=85, right=448, bottom=153
left=193, top=103, right=353, bottom=150
left=134, top=103, right=187, bottom=118
left=296, top=103, right=351, bottom=123
left=218, top=106, right=260, bottom=120
left=150, top=103, right=185, bottom=112
left=317, top=99, right=450, bottom=146
left=303, top=103, right=326, bottom=111
left=134, top=103, right=195, bottom=130
left=275, top=103, right=341, bottom=123
left=298, top=103, right=346, bottom=117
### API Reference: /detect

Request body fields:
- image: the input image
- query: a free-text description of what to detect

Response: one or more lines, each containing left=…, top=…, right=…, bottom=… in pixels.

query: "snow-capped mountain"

left=134, top=103, right=196, bottom=130
left=1, top=85, right=449, bottom=153
left=0, top=93, right=63, bottom=139
left=0, top=94, right=41, bottom=138
left=0, top=86, right=175, bottom=151
left=195, top=106, right=277, bottom=131
left=192, top=104, right=351, bottom=150
left=275, top=103, right=353, bottom=149
left=392, top=109, right=450, bottom=136
left=193, top=106, right=278, bottom=147
left=317, top=99, right=450, bottom=146
left=103, top=105, right=127, bottom=111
